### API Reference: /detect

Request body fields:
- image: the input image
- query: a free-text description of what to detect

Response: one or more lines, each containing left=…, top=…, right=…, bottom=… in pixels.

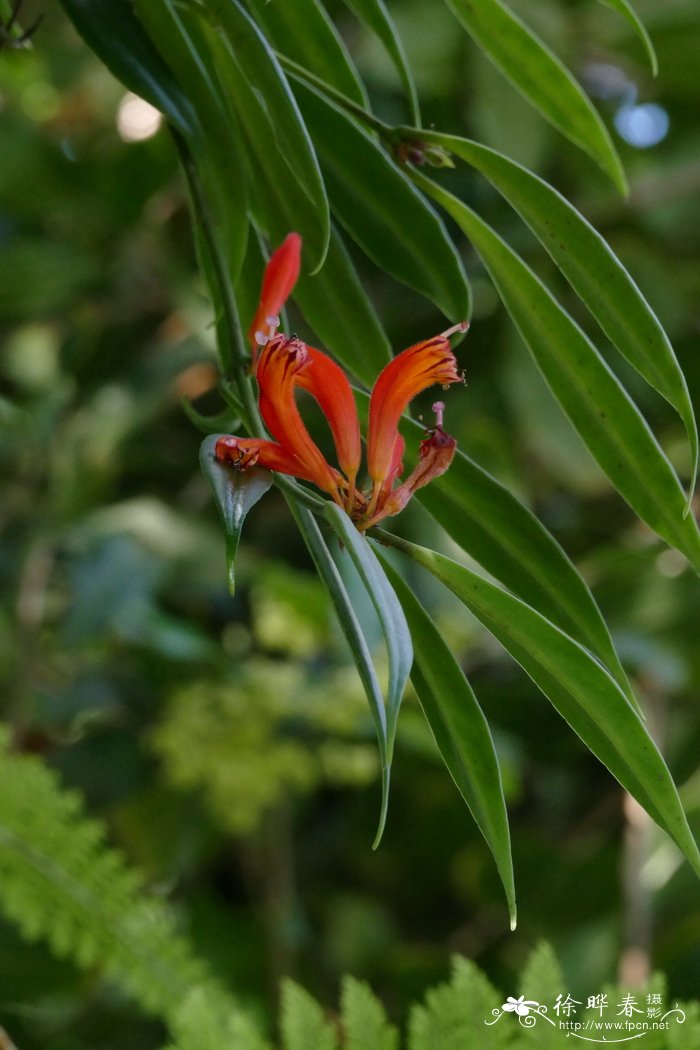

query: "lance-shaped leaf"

left=341, top=0, right=421, bottom=124
left=415, top=441, right=636, bottom=712
left=443, top=0, right=626, bottom=192
left=199, top=435, right=272, bottom=596
left=324, top=505, right=413, bottom=773
left=406, top=130, right=697, bottom=501
left=414, top=172, right=700, bottom=569
left=377, top=533, right=700, bottom=879
left=246, top=0, right=369, bottom=106
left=380, top=556, right=516, bottom=928
left=598, top=0, right=657, bottom=76
left=59, top=0, right=195, bottom=134
left=348, top=389, right=635, bottom=709
left=292, top=80, right=471, bottom=323
left=134, top=0, right=249, bottom=286
left=289, top=501, right=391, bottom=848
left=202, top=0, right=330, bottom=271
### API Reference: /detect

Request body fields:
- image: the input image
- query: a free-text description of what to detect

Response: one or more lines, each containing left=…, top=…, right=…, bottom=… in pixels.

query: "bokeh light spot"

left=615, top=103, right=669, bottom=149
left=116, top=93, right=162, bottom=142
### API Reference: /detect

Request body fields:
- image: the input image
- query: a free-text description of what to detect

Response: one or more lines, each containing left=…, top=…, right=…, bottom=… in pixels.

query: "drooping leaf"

left=443, top=0, right=627, bottom=191
left=324, top=504, right=413, bottom=804
left=58, top=0, right=196, bottom=134
left=201, top=0, right=330, bottom=271
left=134, top=0, right=250, bottom=289
left=292, top=80, right=471, bottom=323
left=199, top=435, right=273, bottom=595
left=598, top=0, right=658, bottom=76
left=414, top=172, right=700, bottom=569
left=407, top=131, right=697, bottom=501
left=378, top=532, right=700, bottom=879
left=289, top=500, right=391, bottom=847
left=380, top=556, right=516, bottom=927
left=246, top=0, right=369, bottom=106
left=341, top=0, right=421, bottom=124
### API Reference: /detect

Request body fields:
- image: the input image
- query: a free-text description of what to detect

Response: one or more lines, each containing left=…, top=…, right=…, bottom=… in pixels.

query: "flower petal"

left=215, top=435, right=312, bottom=480
left=366, top=327, right=464, bottom=484
left=256, top=335, right=342, bottom=497
left=296, top=345, right=362, bottom=481
left=248, top=232, right=302, bottom=349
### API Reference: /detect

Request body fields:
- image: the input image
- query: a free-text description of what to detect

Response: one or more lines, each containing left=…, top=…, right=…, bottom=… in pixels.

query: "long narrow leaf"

left=414, top=172, right=700, bottom=569
left=202, top=0, right=330, bottom=271
left=341, top=0, right=421, bottom=125
left=59, top=0, right=196, bottom=134
left=381, top=557, right=516, bottom=928
left=324, top=505, right=413, bottom=778
left=293, top=80, right=471, bottom=323
left=246, top=0, right=369, bottom=106
left=599, top=0, right=658, bottom=76
left=408, top=131, right=697, bottom=501
left=444, top=0, right=626, bottom=192
left=376, top=533, right=700, bottom=879
left=289, top=502, right=392, bottom=847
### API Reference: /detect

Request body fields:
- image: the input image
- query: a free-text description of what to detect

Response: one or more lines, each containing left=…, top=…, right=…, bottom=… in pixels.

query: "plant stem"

left=276, top=53, right=394, bottom=139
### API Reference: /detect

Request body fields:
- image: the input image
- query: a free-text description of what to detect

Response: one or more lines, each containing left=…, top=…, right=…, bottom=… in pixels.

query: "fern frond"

left=408, top=955, right=508, bottom=1050
left=341, top=976, right=399, bottom=1050
left=0, top=732, right=255, bottom=1041
left=280, top=979, right=339, bottom=1050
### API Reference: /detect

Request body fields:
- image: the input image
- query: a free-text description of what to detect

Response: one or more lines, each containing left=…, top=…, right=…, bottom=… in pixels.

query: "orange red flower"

left=215, top=234, right=466, bottom=530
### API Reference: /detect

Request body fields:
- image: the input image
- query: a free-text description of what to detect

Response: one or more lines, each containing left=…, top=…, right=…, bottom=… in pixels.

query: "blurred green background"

left=1, top=0, right=699, bottom=1046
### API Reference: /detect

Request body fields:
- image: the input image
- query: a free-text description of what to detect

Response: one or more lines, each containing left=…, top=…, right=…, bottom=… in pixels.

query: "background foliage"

left=1, top=0, right=700, bottom=1046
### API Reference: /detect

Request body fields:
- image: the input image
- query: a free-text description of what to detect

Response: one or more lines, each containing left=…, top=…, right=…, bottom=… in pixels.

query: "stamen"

left=432, top=401, right=445, bottom=427
left=440, top=320, right=470, bottom=339
left=266, top=314, right=280, bottom=338
left=255, top=331, right=269, bottom=347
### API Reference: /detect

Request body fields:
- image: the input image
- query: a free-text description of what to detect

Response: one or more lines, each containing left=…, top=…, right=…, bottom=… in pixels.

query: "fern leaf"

left=280, top=979, right=339, bottom=1050
left=0, top=734, right=254, bottom=1042
left=408, top=955, right=508, bottom=1050
left=340, top=976, right=399, bottom=1050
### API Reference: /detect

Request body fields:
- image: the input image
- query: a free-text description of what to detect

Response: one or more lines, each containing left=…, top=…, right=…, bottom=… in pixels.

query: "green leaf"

left=202, top=0, right=330, bottom=272
left=378, top=532, right=700, bottom=880
left=199, top=435, right=273, bottom=596
left=599, top=0, right=658, bottom=76
left=58, top=0, right=196, bottom=134
left=414, top=172, right=700, bottom=569
left=443, top=0, right=627, bottom=192
left=341, top=0, right=421, bottom=125
left=293, top=224, right=392, bottom=388
left=134, top=0, right=250, bottom=286
left=415, top=442, right=636, bottom=711
left=288, top=501, right=391, bottom=847
left=281, top=980, right=339, bottom=1050
left=324, top=504, right=413, bottom=813
left=292, top=80, right=471, bottom=323
left=413, top=131, right=697, bottom=503
left=379, top=556, right=516, bottom=928
left=341, top=976, right=399, bottom=1050
left=246, top=0, right=369, bottom=106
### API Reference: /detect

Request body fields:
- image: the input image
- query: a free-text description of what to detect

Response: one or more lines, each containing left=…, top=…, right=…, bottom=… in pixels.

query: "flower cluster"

left=215, top=233, right=466, bottom=530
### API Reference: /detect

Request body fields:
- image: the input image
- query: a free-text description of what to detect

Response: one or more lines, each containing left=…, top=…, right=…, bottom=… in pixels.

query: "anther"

left=432, top=401, right=445, bottom=427
left=440, top=320, right=470, bottom=340
left=255, top=331, right=269, bottom=347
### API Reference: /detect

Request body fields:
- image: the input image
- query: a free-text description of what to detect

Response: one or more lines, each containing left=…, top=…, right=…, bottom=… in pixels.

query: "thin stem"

left=276, top=53, right=394, bottom=140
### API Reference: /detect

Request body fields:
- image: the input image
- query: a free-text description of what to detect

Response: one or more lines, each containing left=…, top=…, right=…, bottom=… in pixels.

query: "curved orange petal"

left=366, top=326, right=464, bottom=484
left=256, top=335, right=341, bottom=497
left=215, top=435, right=315, bottom=481
left=295, top=345, right=362, bottom=482
left=248, top=232, right=302, bottom=350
